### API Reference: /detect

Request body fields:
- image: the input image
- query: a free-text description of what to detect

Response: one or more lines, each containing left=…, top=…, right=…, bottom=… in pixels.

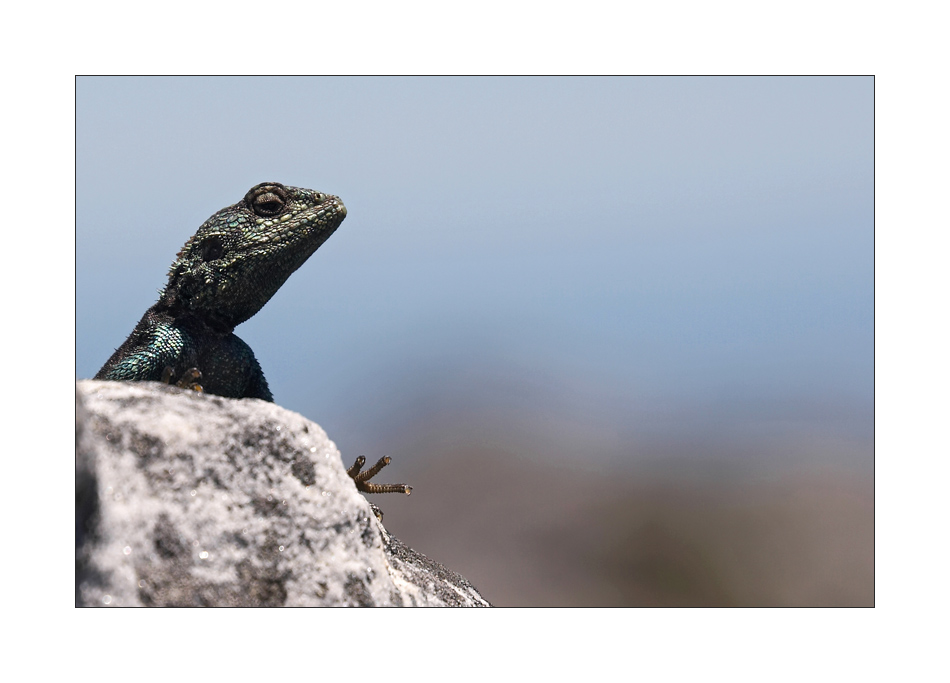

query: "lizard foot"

left=346, top=455, right=412, bottom=496
left=161, top=366, right=204, bottom=392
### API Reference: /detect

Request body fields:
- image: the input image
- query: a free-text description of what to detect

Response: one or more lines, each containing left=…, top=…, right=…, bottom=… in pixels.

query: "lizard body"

left=94, top=182, right=410, bottom=496
left=96, top=182, right=345, bottom=400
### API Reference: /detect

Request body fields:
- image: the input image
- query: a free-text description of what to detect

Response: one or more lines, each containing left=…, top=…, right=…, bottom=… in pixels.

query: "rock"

left=75, top=380, right=490, bottom=607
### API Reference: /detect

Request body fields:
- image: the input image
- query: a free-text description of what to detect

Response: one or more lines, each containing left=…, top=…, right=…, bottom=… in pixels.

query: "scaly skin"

left=95, top=181, right=411, bottom=496
left=96, top=182, right=346, bottom=399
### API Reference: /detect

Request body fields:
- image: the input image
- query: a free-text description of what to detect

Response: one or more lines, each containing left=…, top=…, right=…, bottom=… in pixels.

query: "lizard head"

left=160, top=182, right=347, bottom=330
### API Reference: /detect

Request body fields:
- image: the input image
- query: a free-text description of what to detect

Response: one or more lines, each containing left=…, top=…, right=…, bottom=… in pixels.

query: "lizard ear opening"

left=200, top=237, right=224, bottom=262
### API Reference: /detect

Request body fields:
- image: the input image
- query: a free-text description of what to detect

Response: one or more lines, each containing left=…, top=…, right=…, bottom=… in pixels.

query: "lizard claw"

left=162, top=366, right=204, bottom=392
left=346, top=455, right=412, bottom=495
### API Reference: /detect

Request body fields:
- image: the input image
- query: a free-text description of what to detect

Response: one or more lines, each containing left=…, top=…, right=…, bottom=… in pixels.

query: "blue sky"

left=77, top=77, right=872, bottom=472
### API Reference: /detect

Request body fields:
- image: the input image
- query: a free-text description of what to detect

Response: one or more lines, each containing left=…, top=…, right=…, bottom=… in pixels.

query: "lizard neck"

left=152, top=298, right=236, bottom=335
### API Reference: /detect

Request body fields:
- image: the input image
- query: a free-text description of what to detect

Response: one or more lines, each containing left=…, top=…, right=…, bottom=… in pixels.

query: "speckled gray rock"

left=75, top=380, right=490, bottom=607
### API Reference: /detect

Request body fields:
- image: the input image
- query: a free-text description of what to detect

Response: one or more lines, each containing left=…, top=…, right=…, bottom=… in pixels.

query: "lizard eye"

left=201, top=237, right=224, bottom=262
left=252, top=191, right=286, bottom=217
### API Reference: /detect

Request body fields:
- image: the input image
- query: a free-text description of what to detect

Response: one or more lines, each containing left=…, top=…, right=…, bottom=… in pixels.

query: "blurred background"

left=77, top=76, right=873, bottom=606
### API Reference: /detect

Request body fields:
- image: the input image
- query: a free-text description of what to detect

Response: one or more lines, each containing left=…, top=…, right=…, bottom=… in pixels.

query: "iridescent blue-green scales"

left=96, top=182, right=410, bottom=495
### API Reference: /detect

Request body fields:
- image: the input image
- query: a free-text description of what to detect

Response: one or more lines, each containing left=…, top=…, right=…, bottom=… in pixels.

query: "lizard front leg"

left=346, top=455, right=412, bottom=495
left=161, top=366, right=203, bottom=392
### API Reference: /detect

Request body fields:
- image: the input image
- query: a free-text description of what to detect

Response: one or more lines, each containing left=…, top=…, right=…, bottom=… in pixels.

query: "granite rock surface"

left=75, top=380, right=490, bottom=607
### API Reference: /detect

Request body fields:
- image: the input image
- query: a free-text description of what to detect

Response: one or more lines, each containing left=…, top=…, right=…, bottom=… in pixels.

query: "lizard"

left=95, top=181, right=411, bottom=496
